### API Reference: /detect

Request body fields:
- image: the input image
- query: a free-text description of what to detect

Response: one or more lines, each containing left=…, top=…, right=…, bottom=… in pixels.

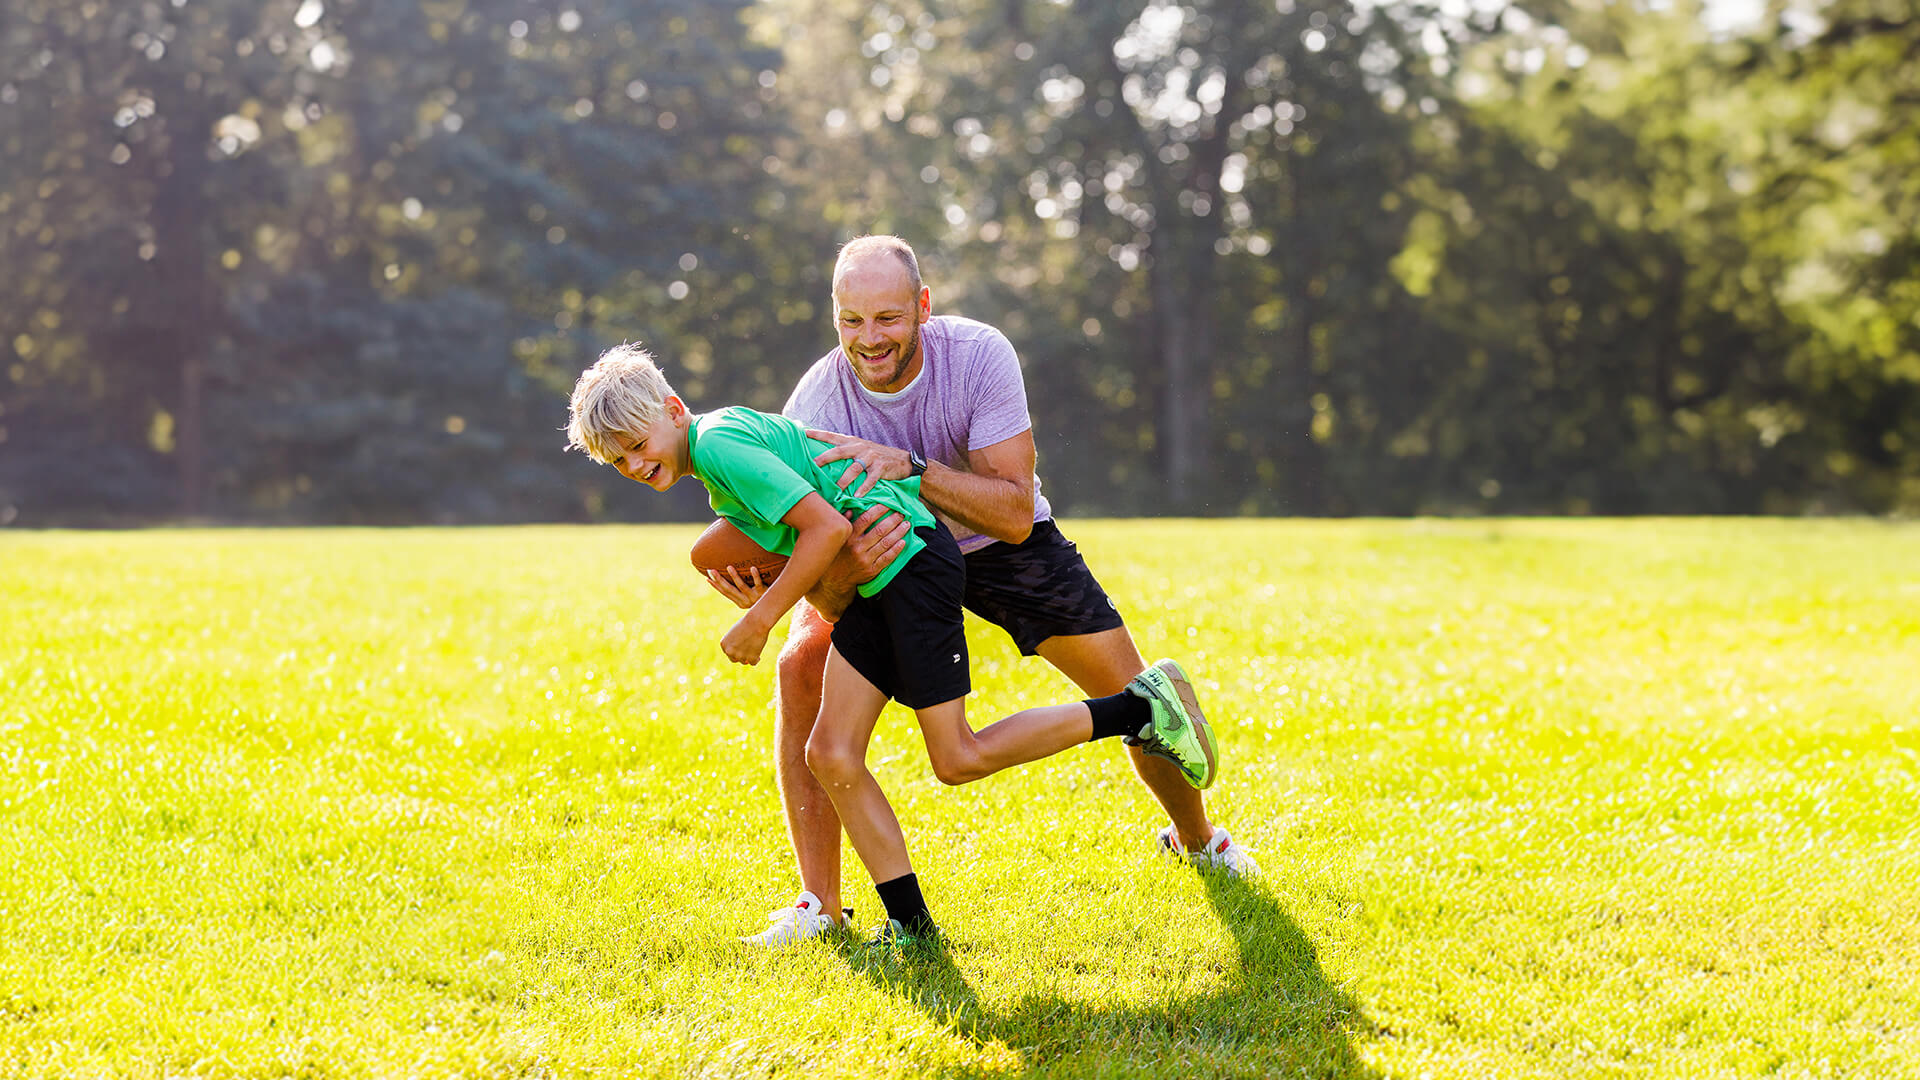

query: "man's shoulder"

left=789, top=346, right=850, bottom=396
left=926, top=316, right=1019, bottom=380
left=796, top=342, right=845, bottom=381
left=784, top=348, right=852, bottom=423
left=927, top=314, right=1012, bottom=349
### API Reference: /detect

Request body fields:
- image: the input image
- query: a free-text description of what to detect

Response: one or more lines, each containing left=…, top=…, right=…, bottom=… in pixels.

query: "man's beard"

left=856, top=319, right=920, bottom=391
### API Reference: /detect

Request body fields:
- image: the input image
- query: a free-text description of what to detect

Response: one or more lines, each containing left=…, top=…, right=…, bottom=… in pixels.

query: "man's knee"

left=777, top=611, right=832, bottom=690
left=776, top=611, right=833, bottom=734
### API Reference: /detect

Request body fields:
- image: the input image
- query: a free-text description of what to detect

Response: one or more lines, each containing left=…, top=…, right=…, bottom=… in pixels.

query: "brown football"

left=690, top=518, right=787, bottom=585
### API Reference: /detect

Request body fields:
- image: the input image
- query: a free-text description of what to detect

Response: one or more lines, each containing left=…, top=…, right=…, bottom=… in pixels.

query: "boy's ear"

left=665, top=394, right=689, bottom=422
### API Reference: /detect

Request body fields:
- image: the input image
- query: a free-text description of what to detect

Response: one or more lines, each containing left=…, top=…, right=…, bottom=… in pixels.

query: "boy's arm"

left=719, top=492, right=852, bottom=665
left=804, top=505, right=912, bottom=621
left=706, top=506, right=909, bottom=622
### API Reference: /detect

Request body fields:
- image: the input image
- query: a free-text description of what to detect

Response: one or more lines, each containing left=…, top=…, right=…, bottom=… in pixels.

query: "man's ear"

left=917, top=287, right=933, bottom=322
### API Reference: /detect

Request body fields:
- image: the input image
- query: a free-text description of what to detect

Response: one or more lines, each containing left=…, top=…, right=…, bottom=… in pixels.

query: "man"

left=726, top=235, right=1258, bottom=948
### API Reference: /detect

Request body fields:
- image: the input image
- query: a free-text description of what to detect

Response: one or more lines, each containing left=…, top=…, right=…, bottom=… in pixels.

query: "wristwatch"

left=907, top=450, right=929, bottom=477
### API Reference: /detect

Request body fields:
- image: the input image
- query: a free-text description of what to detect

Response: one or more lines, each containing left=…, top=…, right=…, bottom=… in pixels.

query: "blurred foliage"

left=0, top=0, right=1915, bottom=523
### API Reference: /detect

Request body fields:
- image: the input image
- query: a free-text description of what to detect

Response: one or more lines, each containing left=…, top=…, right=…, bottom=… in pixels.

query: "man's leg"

left=1035, top=626, right=1217, bottom=852
left=774, top=604, right=845, bottom=918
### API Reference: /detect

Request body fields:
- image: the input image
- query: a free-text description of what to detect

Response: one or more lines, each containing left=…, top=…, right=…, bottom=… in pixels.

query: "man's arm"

left=719, top=493, right=851, bottom=665
left=917, top=432, right=1035, bottom=544
left=807, top=429, right=1037, bottom=545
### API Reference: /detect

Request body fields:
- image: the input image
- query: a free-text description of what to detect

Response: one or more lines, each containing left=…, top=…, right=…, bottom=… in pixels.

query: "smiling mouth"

left=642, top=464, right=662, bottom=483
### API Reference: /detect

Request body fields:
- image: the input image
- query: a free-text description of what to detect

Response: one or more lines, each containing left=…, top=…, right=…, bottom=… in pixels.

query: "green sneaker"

left=863, top=918, right=942, bottom=956
left=1124, top=659, right=1219, bottom=790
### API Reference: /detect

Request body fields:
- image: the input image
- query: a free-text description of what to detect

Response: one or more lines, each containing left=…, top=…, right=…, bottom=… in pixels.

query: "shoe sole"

left=1156, top=660, right=1217, bottom=789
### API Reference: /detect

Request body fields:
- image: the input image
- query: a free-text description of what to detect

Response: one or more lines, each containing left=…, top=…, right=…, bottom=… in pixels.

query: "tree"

left=0, top=0, right=824, bottom=523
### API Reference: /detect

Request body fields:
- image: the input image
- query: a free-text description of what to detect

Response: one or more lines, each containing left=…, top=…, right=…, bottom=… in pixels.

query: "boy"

left=566, top=344, right=1218, bottom=950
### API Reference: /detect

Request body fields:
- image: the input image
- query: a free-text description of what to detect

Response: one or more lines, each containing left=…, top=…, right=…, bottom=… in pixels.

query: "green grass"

left=2, top=519, right=1916, bottom=1079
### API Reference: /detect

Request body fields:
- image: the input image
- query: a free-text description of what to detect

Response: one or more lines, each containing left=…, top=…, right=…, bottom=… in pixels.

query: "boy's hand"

left=721, top=614, right=772, bottom=665
left=705, top=565, right=771, bottom=610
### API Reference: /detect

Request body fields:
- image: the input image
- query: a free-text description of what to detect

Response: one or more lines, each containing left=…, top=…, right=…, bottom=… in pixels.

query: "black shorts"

left=963, top=519, right=1125, bottom=656
left=831, top=523, right=971, bottom=709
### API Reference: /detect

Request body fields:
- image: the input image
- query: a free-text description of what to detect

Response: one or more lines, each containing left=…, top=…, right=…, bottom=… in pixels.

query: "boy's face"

left=611, top=397, right=692, bottom=491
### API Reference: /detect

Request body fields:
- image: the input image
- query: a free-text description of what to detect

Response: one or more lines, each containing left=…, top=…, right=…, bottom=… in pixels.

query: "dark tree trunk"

left=1151, top=245, right=1204, bottom=507
left=1283, top=279, right=1326, bottom=513
left=178, top=352, right=204, bottom=516
left=150, top=103, right=216, bottom=518
left=1278, top=168, right=1327, bottom=514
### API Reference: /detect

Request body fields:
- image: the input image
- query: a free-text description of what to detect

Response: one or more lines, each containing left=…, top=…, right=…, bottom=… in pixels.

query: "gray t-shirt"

left=782, top=315, right=1051, bottom=554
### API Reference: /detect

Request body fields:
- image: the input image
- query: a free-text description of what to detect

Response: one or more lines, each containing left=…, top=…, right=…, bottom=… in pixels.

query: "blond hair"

left=566, top=343, right=678, bottom=464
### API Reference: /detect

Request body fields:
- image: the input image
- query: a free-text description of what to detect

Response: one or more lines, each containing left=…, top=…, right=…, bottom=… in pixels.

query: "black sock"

left=874, top=872, right=935, bottom=933
left=1085, top=690, right=1152, bottom=741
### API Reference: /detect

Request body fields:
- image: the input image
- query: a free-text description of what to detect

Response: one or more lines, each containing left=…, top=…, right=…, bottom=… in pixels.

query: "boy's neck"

left=681, top=410, right=703, bottom=481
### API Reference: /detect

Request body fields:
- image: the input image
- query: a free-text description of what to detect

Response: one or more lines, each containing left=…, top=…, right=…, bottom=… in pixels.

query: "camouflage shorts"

left=963, top=519, right=1125, bottom=656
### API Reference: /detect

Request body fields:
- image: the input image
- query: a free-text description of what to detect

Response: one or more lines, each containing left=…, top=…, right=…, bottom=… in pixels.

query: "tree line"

left=1, top=0, right=1914, bottom=525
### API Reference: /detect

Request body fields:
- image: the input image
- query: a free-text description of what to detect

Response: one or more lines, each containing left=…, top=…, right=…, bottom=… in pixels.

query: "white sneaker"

left=738, top=891, right=852, bottom=949
left=1156, top=825, right=1261, bottom=879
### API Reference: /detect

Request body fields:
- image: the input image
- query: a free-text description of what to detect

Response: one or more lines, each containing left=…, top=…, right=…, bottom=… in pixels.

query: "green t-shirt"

left=688, top=407, right=936, bottom=597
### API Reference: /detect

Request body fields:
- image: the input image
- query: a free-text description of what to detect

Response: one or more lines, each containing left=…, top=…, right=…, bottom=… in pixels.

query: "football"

left=690, top=518, right=787, bottom=585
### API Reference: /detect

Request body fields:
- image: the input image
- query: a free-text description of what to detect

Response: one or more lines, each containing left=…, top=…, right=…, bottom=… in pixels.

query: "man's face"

left=832, top=255, right=931, bottom=394
left=610, top=400, right=690, bottom=491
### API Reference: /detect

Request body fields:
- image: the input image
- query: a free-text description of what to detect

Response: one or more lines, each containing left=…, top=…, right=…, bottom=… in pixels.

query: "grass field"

left=2, top=519, right=1916, bottom=1079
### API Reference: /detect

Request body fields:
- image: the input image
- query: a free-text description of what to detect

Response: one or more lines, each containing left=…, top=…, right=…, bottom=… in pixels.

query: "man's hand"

left=836, top=505, right=911, bottom=585
left=808, top=429, right=913, bottom=497
left=705, top=565, right=771, bottom=610
left=721, top=613, right=773, bottom=665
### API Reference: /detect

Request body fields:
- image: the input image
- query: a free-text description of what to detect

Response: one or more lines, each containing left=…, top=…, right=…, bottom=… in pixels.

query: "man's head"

left=566, top=343, right=694, bottom=491
left=831, top=235, right=932, bottom=394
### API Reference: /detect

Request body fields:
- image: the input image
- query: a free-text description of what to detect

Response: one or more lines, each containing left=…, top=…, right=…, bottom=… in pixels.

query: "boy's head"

left=566, top=343, right=694, bottom=491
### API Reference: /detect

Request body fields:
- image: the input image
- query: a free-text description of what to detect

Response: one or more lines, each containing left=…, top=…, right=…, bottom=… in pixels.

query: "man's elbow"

left=988, top=516, right=1033, bottom=545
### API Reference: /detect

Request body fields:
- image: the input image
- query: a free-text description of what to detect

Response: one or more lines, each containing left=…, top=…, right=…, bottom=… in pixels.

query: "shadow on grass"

left=846, top=871, right=1381, bottom=1079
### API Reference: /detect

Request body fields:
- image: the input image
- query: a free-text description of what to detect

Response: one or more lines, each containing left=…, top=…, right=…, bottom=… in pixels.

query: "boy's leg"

left=913, top=697, right=1096, bottom=786
left=805, top=647, right=915, bottom=884
left=774, top=604, right=845, bottom=918
left=1036, top=627, right=1217, bottom=853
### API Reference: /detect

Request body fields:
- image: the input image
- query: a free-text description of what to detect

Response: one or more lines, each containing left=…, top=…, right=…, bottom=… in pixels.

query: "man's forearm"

left=918, top=460, right=1033, bottom=544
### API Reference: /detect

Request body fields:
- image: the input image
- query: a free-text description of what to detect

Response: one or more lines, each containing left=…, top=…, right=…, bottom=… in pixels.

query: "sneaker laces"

left=746, top=891, right=850, bottom=942
left=1157, top=825, right=1260, bottom=877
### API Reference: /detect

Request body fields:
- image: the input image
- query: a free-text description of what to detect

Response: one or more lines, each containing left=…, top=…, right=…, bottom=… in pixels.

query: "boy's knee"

left=804, top=738, right=861, bottom=787
left=928, top=750, right=986, bottom=787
